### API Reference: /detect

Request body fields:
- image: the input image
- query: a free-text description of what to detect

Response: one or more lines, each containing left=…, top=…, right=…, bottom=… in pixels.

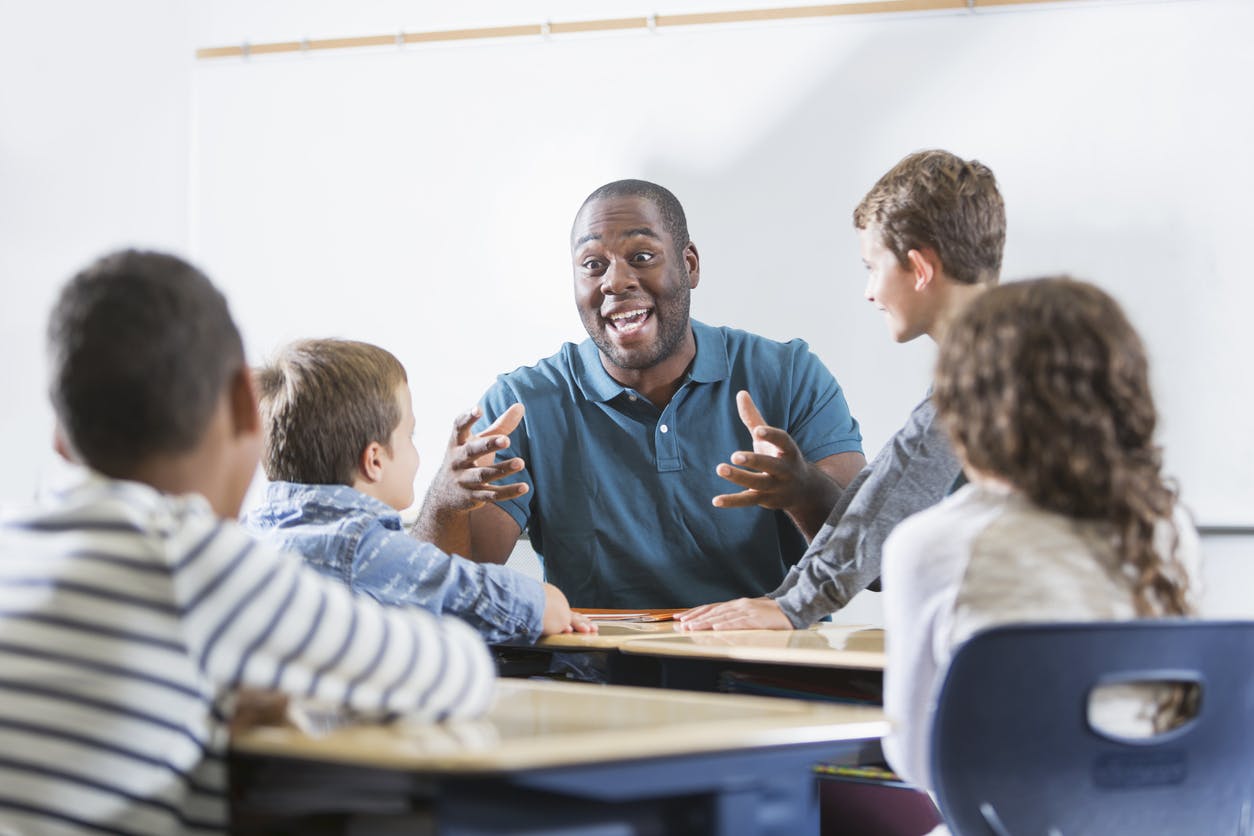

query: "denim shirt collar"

left=574, top=319, right=730, bottom=404
left=250, top=481, right=403, bottom=530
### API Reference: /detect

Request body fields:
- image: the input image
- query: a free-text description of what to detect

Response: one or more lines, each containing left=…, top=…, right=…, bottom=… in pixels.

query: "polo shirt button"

left=628, top=394, right=637, bottom=402
left=660, top=424, right=669, bottom=433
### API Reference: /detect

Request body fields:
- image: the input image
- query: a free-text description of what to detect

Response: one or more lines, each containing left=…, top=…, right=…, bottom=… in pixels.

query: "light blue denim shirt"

left=242, top=481, right=545, bottom=643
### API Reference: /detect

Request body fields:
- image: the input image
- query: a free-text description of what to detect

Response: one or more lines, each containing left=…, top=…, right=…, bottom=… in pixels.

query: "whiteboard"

left=192, top=0, right=1254, bottom=526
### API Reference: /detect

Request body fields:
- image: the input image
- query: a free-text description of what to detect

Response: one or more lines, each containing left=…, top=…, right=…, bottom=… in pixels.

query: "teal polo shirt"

left=475, top=320, right=863, bottom=609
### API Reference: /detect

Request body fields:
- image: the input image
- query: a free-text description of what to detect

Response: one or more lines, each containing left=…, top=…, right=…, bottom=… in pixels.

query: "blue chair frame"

left=930, top=621, right=1254, bottom=835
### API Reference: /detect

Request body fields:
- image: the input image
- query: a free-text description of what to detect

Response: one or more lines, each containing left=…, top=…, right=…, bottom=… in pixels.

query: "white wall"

left=0, top=0, right=191, bottom=502
left=185, top=0, right=1254, bottom=616
left=188, top=0, right=1254, bottom=528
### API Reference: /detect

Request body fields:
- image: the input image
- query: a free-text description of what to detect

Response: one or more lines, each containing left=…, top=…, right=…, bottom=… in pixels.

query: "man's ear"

left=684, top=241, right=701, bottom=290
left=228, top=366, right=261, bottom=438
left=358, top=441, right=385, bottom=485
left=906, top=248, right=940, bottom=292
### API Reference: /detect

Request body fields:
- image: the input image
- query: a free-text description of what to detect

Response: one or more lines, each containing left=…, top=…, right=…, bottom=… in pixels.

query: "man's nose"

left=601, top=260, right=638, bottom=295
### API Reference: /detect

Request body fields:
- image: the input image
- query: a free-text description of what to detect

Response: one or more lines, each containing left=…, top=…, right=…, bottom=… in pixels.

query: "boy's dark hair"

left=256, top=339, right=408, bottom=486
left=47, top=249, right=244, bottom=477
left=854, top=149, right=1006, bottom=285
left=574, top=179, right=691, bottom=258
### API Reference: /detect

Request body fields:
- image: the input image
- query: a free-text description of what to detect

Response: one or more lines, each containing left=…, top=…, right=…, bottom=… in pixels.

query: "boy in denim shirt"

left=243, top=338, right=592, bottom=643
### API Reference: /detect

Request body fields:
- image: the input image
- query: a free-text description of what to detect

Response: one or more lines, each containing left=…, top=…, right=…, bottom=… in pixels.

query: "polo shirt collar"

left=574, top=319, right=729, bottom=403
left=689, top=320, right=729, bottom=384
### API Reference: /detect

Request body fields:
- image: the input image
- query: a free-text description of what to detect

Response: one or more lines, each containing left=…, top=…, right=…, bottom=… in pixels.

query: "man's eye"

left=582, top=259, right=605, bottom=272
left=630, top=252, right=655, bottom=264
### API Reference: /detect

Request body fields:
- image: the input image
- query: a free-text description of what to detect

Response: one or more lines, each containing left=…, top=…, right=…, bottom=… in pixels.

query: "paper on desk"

left=573, top=608, right=684, bottom=622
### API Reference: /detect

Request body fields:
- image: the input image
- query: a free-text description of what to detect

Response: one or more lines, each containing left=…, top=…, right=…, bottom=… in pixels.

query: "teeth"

left=608, top=308, right=649, bottom=321
left=606, top=308, right=650, bottom=335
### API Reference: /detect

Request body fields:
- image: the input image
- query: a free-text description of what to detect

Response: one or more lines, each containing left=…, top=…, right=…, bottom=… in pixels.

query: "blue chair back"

left=930, top=621, right=1254, bottom=835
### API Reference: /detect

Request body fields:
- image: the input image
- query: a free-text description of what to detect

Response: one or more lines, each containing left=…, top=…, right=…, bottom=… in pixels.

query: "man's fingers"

left=479, top=403, right=525, bottom=437
left=453, top=407, right=482, bottom=432
left=452, top=406, right=482, bottom=445
left=716, top=463, right=777, bottom=490
left=711, top=489, right=761, bottom=509
left=467, top=482, right=527, bottom=500
left=463, top=435, right=510, bottom=462
left=752, top=425, right=801, bottom=457
left=457, top=471, right=528, bottom=493
left=487, top=482, right=528, bottom=500
left=736, top=390, right=766, bottom=431
left=461, top=461, right=524, bottom=484
left=723, top=453, right=788, bottom=477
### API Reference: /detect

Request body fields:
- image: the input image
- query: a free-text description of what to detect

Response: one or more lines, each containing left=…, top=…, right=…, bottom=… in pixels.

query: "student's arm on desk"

left=675, top=596, right=798, bottom=631
left=173, top=520, right=496, bottom=721
left=712, top=391, right=865, bottom=541
left=468, top=504, right=597, bottom=636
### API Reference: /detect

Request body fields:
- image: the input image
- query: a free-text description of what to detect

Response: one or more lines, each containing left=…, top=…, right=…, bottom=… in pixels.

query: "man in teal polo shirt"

left=430, top=180, right=865, bottom=609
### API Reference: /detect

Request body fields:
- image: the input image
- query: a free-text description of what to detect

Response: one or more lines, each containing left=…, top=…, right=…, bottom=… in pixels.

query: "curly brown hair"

left=933, top=277, right=1193, bottom=617
left=256, top=339, right=407, bottom=486
left=854, top=150, right=1005, bottom=285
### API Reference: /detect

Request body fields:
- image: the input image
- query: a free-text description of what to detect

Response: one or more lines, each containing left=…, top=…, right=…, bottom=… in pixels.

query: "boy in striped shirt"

left=0, top=250, right=495, bottom=835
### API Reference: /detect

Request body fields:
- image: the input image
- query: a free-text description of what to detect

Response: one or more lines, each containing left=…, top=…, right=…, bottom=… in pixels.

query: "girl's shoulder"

left=885, top=483, right=1014, bottom=573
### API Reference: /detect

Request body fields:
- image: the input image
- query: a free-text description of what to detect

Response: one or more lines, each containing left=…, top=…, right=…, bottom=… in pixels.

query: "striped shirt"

left=0, top=466, right=495, bottom=835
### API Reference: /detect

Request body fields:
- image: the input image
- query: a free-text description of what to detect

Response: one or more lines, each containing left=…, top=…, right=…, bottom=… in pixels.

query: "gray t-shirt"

left=769, top=394, right=962, bottom=627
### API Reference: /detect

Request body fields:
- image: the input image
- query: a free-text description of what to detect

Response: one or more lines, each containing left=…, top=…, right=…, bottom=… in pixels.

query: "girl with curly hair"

left=881, top=276, right=1200, bottom=799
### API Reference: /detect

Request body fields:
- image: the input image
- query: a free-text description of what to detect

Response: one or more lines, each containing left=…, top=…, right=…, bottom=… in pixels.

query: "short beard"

left=585, top=282, right=691, bottom=371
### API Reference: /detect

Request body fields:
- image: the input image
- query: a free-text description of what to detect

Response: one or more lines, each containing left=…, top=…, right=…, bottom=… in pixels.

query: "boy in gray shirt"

left=678, top=150, right=1006, bottom=629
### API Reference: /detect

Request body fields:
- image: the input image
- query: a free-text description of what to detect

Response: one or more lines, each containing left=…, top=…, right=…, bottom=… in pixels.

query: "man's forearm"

left=784, top=465, right=842, bottom=541
left=411, top=502, right=469, bottom=558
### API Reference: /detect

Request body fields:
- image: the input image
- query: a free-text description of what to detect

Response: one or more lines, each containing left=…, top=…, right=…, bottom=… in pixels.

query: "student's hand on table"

left=712, top=391, right=826, bottom=514
left=540, top=583, right=598, bottom=635
left=426, top=403, right=528, bottom=515
left=229, top=688, right=290, bottom=734
left=675, top=597, right=793, bottom=631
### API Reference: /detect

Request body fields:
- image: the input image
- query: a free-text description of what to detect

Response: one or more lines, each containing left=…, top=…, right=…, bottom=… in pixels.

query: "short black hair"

left=47, top=249, right=244, bottom=476
left=574, top=179, right=691, bottom=256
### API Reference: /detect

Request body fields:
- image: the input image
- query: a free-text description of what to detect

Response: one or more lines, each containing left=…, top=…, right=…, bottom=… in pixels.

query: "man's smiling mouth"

left=605, top=308, right=652, bottom=335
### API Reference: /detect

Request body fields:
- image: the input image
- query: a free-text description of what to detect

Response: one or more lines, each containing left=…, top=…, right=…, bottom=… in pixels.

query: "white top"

left=881, top=482, right=1201, bottom=792
left=0, top=466, right=495, bottom=835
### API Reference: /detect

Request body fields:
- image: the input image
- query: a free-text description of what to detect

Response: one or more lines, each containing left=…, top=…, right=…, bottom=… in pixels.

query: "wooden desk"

left=537, top=618, right=685, bottom=649
left=622, top=626, right=885, bottom=669
left=231, top=679, right=887, bottom=835
left=492, top=620, right=691, bottom=682
left=497, top=625, right=884, bottom=698
left=615, top=626, right=885, bottom=699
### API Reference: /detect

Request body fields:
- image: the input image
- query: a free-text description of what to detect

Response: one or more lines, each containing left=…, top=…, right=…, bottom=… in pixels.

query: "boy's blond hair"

left=256, top=339, right=407, bottom=485
left=854, top=149, right=1006, bottom=285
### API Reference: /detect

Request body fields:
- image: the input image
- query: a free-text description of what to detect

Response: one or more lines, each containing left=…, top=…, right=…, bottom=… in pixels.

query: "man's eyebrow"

left=574, top=227, right=662, bottom=249
left=622, top=227, right=661, bottom=241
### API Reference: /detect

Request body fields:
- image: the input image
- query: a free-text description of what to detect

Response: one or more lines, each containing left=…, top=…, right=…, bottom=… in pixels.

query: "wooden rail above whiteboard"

left=195, top=0, right=1096, bottom=60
